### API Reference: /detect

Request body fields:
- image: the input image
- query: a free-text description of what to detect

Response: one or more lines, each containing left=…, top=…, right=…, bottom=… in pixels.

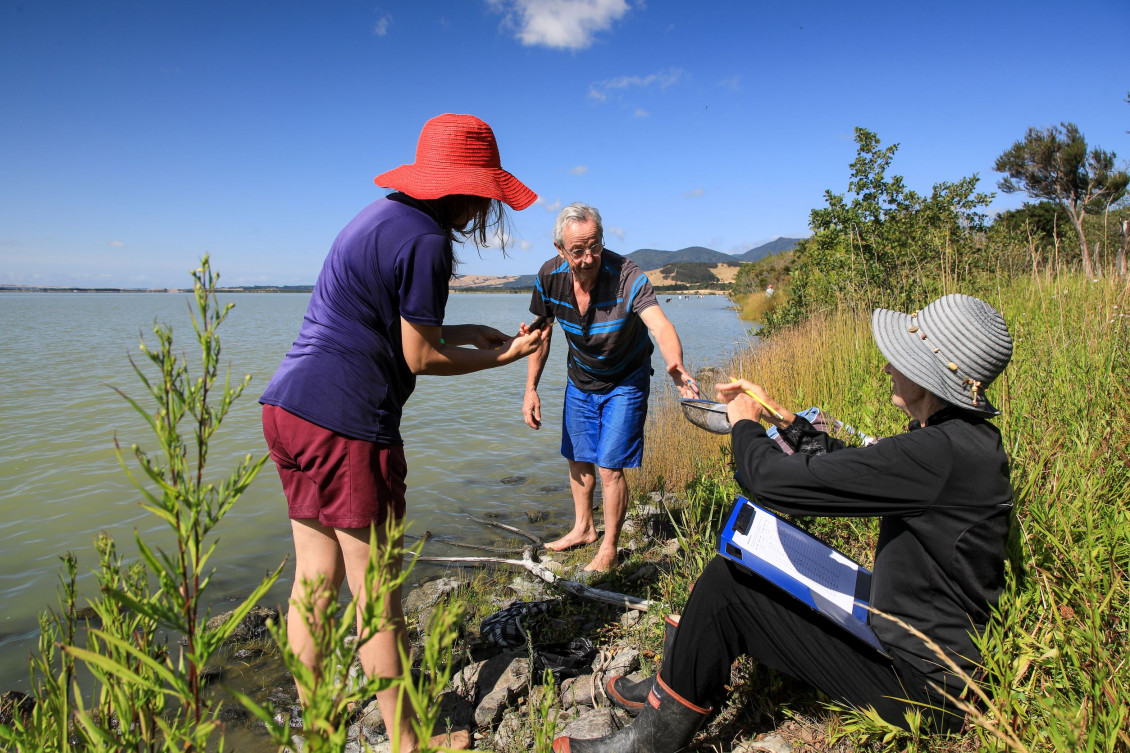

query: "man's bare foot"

left=545, top=528, right=599, bottom=552
left=583, top=549, right=617, bottom=572
left=391, top=728, right=472, bottom=752
left=427, top=728, right=471, bottom=750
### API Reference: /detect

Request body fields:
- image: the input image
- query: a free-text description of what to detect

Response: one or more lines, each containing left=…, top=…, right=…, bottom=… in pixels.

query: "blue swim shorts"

left=561, top=366, right=651, bottom=469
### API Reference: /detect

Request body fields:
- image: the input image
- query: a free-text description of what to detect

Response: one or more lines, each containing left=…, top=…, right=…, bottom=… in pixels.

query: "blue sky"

left=2, top=0, right=1127, bottom=288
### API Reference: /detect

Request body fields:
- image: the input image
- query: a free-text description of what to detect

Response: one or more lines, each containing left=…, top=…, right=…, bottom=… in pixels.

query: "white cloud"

left=535, top=197, right=563, bottom=212
left=487, top=0, right=630, bottom=51
left=683, top=188, right=704, bottom=198
left=717, top=75, right=741, bottom=91
left=633, top=108, right=649, bottom=117
left=520, top=239, right=533, bottom=251
left=588, top=67, right=684, bottom=102
left=491, top=228, right=511, bottom=249
left=605, top=225, right=625, bottom=241
left=373, top=13, right=392, bottom=36
left=464, top=227, right=509, bottom=253
left=108, top=240, right=126, bottom=247
left=458, top=226, right=511, bottom=254
left=568, top=165, right=589, bottom=176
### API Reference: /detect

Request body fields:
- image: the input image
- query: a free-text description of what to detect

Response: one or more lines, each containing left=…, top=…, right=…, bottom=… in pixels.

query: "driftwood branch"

left=412, top=549, right=655, bottom=612
left=412, top=513, right=654, bottom=611
left=435, top=540, right=528, bottom=555
left=467, top=514, right=546, bottom=549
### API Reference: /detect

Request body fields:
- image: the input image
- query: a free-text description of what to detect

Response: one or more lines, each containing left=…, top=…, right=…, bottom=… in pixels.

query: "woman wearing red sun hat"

left=260, top=114, right=544, bottom=751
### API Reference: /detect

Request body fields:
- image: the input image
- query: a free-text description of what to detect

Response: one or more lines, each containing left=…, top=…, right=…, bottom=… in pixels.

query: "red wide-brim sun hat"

left=374, top=113, right=537, bottom=211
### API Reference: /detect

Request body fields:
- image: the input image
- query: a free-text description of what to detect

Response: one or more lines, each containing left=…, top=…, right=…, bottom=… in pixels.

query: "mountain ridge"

left=625, top=236, right=803, bottom=270
left=452, top=237, right=805, bottom=289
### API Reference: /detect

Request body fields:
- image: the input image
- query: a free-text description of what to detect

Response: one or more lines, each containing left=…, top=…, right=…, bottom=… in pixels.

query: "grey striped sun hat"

left=871, top=294, right=1013, bottom=416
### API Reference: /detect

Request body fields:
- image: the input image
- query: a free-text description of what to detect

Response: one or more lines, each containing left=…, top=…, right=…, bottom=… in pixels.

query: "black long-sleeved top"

left=731, top=407, right=1012, bottom=683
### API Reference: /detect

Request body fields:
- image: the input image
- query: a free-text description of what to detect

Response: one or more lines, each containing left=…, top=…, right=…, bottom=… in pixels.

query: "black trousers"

left=661, top=557, right=965, bottom=733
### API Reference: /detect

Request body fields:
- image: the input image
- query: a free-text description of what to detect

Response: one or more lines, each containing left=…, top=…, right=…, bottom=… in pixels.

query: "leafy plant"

left=766, top=127, right=994, bottom=332
left=530, top=669, right=560, bottom=753
left=0, top=257, right=283, bottom=750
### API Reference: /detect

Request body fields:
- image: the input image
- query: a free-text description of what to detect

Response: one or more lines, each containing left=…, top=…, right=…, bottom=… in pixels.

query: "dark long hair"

left=420, top=194, right=513, bottom=250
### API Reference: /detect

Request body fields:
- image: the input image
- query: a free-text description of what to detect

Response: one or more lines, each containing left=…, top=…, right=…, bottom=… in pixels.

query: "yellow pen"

left=729, top=377, right=784, bottom=420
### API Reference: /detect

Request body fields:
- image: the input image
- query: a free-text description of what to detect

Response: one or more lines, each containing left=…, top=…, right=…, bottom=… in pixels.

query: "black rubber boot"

left=553, top=673, right=711, bottom=753
left=606, top=614, right=679, bottom=712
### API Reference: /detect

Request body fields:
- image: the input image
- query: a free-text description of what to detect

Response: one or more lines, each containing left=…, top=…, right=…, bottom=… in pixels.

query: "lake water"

left=0, top=291, right=751, bottom=689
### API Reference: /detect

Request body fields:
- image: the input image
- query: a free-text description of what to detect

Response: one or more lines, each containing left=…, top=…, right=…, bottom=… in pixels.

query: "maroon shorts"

left=261, top=404, right=407, bottom=529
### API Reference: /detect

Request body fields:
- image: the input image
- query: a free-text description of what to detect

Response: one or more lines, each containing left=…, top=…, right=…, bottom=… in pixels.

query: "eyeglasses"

left=564, top=242, right=603, bottom=261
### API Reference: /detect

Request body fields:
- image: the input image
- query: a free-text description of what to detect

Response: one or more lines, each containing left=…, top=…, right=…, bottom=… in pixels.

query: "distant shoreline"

left=1, top=286, right=733, bottom=297
left=0, top=286, right=530, bottom=294
left=2, top=243, right=798, bottom=296
left=0, top=286, right=315, bottom=294
left=1, top=287, right=732, bottom=297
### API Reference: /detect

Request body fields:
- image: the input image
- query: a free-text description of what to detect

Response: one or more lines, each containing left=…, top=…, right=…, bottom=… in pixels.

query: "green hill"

left=484, top=237, right=807, bottom=287
left=626, top=246, right=732, bottom=269
left=626, top=239, right=804, bottom=271
left=733, top=237, right=803, bottom=263
left=500, top=274, right=537, bottom=289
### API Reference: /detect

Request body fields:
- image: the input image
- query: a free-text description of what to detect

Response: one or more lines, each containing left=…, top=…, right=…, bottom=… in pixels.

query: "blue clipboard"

left=718, top=495, right=888, bottom=656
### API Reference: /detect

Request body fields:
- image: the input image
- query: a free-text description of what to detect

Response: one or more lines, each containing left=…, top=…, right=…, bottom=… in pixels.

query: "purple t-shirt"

left=260, top=194, right=451, bottom=444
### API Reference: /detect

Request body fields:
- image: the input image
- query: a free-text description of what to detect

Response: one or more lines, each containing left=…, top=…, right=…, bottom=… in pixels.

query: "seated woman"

left=553, top=293, right=1015, bottom=752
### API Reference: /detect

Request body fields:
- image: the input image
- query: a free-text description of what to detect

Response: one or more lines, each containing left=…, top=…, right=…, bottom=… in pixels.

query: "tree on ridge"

left=994, top=122, right=1128, bottom=277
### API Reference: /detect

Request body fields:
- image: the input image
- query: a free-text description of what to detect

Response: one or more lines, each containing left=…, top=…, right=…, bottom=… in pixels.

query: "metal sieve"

left=679, top=398, right=732, bottom=434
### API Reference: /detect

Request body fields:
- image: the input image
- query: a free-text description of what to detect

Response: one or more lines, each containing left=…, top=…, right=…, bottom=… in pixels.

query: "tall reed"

left=730, top=290, right=785, bottom=324
left=969, top=275, right=1130, bottom=753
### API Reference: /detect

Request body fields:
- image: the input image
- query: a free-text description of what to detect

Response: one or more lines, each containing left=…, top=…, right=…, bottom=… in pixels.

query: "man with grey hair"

left=521, top=203, right=699, bottom=572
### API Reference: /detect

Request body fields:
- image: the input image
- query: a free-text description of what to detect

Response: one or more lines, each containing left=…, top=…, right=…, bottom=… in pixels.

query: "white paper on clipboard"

left=728, top=505, right=860, bottom=614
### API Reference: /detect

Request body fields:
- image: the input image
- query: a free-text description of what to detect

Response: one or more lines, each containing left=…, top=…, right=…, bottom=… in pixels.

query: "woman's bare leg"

left=332, top=522, right=416, bottom=748
left=288, top=518, right=346, bottom=703
left=290, top=518, right=468, bottom=751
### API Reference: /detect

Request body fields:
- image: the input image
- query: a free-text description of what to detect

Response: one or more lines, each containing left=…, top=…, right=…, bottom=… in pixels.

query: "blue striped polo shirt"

left=529, top=250, right=658, bottom=393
